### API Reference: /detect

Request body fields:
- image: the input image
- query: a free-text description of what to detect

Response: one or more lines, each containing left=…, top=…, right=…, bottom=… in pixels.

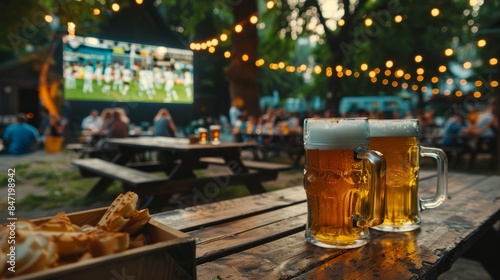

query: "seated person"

left=153, top=108, right=177, bottom=137
left=98, top=111, right=128, bottom=150
left=440, top=112, right=465, bottom=147
left=2, top=113, right=40, bottom=155
left=45, top=114, right=67, bottom=138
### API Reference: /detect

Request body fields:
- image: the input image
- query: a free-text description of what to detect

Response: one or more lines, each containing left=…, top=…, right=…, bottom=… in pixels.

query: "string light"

left=431, top=8, right=440, bottom=17
left=477, top=39, right=486, bottom=47
left=181, top=8, right=494, bottom=97
left=266, top=0, right=274, bottom=9
left=111, top=3, right=120, bottom=12
left=136, top=0, right=143, bottom=4
left=45, top=15, right=53, bottom=23
left=93, top=8, right=100, bottom=15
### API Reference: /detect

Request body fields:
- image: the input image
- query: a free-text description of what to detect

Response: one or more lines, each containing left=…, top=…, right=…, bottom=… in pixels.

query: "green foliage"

left=0, top=0, right=129, bottom=55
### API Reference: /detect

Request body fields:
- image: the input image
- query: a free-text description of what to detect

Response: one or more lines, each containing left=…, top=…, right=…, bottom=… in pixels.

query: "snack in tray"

left=0, top=191, right=151, bottom=279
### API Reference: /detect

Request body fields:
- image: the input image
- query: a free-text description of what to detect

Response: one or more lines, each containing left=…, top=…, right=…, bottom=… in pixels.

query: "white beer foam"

left=303, top=118, right=370, bottom=149
left=369, top=119, right=420, bottom=137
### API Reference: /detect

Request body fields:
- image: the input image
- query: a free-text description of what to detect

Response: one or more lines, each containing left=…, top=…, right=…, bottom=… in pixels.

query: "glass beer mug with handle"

left=303, top=118, right=386, bottom=249
left=369, top=119, right=448, bottom=232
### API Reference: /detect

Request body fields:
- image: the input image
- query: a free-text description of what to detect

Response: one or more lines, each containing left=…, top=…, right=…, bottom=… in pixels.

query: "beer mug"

left=198, top=128, right=208, bottom=144
left=303, top=118, right=386, bottom=249
left=210, top=125, right=221, bottom=145
left=369, top=119, right=448, bottom=232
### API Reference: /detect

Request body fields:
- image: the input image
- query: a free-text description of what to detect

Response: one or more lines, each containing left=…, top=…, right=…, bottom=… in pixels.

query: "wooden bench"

left=66, top=142, right=120, bottom=160
left=199, top=157, right=292, bottom=180
left=72, top=158, right=169, bottom=198
left=73, top=158, right=273, bottom=207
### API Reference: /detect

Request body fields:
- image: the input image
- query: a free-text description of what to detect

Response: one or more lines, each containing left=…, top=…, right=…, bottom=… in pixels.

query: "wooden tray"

left=10, top=208, right=196, bottom=280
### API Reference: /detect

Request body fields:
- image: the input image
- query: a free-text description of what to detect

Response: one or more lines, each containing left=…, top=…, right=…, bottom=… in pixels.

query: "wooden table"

left=74, top=137, right=290, bottom=208
left=152, top=170, right=500, bottom=279
left=236, top=131, right=304, bottom=167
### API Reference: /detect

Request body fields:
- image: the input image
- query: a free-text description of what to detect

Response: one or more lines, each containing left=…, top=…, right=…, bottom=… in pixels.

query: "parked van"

left=339, top=96, right=411, bottom=118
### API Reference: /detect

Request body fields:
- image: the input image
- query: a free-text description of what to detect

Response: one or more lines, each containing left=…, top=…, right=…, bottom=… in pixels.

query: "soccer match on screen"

left=62, top=35, right=194, bottom=104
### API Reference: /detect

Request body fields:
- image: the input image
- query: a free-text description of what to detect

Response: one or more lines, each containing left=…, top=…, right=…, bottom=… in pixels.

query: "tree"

left=0, top=0, right=129, bottom=115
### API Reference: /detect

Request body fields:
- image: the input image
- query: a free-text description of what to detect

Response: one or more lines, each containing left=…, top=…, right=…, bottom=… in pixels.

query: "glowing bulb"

left=463, top=61, right=472, bottom=69
left=136, top=0, right=143, bottom=4
left=477, top=39, right=486, bottom=47
left=235, top=24, right=243, bottom=33
left=365, top=18, right=373, bottom=26
left=431, top=8, right=440, bottom=17
left=220, top=34, right=228, bottom=41
left=338, top=19, right=345, bottom=26
left=439, top=65, right=447, bottom=72
left=444, top=48, right=454, bottom=56
left=112, top=3, right=120, bottom=12
left=266, top=1, right=274, bottom=9
left=386, top=60, right=394, bottom=68
left=242, top=54, right=249, bottom=61
left=45, top=15, right=53, bottom=23
left=360, top=63, right=368, bottom=71
left=93, top=8, right=100, bottom=15
left=224, top=51, right=231, bottom=58
left=394, top=15, right=402, bottom=23
left=490, top=58, right=498, bottom=66
left=250, top=15, right=258, bottom=24
left=414, top=55, right=423, bottom=63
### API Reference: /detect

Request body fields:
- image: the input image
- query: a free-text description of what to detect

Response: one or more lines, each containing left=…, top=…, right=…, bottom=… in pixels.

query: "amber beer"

left=198, top=128, right=208, bottom=144
left=303, top=118, right=386, bottom=249
left=210, top=125, right=221, bottom=145
left=369, top=119, right=448, bottom=232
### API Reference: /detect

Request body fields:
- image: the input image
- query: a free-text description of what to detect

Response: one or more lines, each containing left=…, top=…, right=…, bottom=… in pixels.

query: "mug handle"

left=354, top=147, right=386, bottom=227
left=419, top=146, right=448, bottom=210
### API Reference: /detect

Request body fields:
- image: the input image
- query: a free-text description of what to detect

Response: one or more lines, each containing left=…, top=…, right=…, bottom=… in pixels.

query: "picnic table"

left=236, top=131, right=304, bottom=167
left=72, top=137, right=292, bottom=208
left=152, top=170, right=500, bottom=279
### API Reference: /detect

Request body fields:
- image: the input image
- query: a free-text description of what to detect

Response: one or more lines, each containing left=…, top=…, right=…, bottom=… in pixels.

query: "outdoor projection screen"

left=63, top=35, right=194, bottom=104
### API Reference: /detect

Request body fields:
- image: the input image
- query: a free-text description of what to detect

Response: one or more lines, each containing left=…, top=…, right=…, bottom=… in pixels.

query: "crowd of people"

left=79, top=107, right=178, bottom=150
left=1, top=96, right=497, bottom=158
left=0, top=111, right=69, bottom=155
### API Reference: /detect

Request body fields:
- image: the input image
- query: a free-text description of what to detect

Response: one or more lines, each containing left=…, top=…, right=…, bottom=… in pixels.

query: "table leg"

left=223, top=155, right=266, bottom=194
left=85, top=177, right=115, bottom=199
left=84, top=150, right=135, bottom=199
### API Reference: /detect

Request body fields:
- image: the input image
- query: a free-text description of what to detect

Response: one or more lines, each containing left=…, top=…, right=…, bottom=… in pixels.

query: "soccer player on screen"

left=183, top=68, right=193, bottom=99
left=102, top=63, right=112, bottom=94
left=113, top=63, right=123, bottom=91
left=163, top=66, right=178, bottom=102
left=122, top=67, right=133, bottom=96
left=95, top=61, right=103, bottom=86
left=64, top=63, right=76, bottom=89
left=83, top=61, right=94, bottom=93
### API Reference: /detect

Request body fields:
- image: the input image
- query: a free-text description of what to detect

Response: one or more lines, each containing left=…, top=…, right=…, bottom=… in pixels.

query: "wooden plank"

left=195, top=174, right=500, bottom=279
left=73, top=158, right=168, bottom=186
left=152, top=186, right=306, bottom=231
left=191, top=203, right=306, bottom=264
